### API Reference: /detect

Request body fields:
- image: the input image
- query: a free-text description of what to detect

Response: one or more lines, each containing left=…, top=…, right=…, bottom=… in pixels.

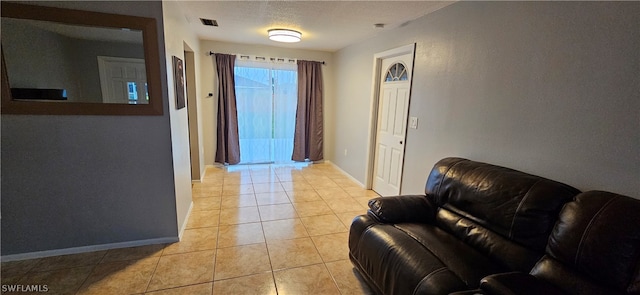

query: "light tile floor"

left=1, top=162, right=377, bottom=294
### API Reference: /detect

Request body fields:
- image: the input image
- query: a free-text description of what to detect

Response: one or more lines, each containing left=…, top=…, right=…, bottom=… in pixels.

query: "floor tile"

left=262, top=219, right=309, bottom=241
left=147, top=250, right=215, bottom=292
left=352, top=196, right=373, bottom=209
left=192, top=186, right=223, bottom=198
left=219, top=206, right=261, bottom=225
left=221, top=184, right=254, bottom=196
left=274, top=264, right=340, bottom=295
left=18, top=266, right=93, bottom=295
left=316, top=187, right=351, bottom=200
left=212, top=272, right=276, bottom=295
left=267, top=238, right=323, bottom=270
left=217, top=222, right=265, bottom=248
left=336, top=211, right=365, bottom=228
left=312, top=232, right=350, bottom=262
left=144, top=282, right=212, bottom=295
left=186, top=210, right=220, bottom=229
left=293, top=200, right=332, bottom=217
left=308, top=180, right=340, bottom=190
left=258, top=204, right=298, bottom=221
left=2, top=162, right=374, bottom=295
left=222, top=175, right=253, bottom=185
left=193, top=182, right=223, bottom=188
left=253, top=183, right=285, bottom=194
left=30, top=251, right=107, bottom=272
left=276, top=173, right=306, bottom=182
left=285, top=190, right=322, bottom=203
left=220, top=194, right=257, bottom=208
left=332, top=178, right=363, bottom=189
left=255, top=192, right=291, bottom=205
left=280, top=181, right=314, bottom=192
left=327, top=197, right=366, bottom=213
left=300, top=214, right=348, bottom=236
left=163, top=227, right=218, bottom=255
left=326, top=260, right=374, bottom=295
left=101, top=244, right=164, bottom=263
left=214, top=243, right=271, bottom=280
left=193, top=196, right=222, bottom=211
left=251, top=174, right=279, bottom=184
left=249, top=165, right=274, bottom=173
left=1, top=259, right=41, bottom=284
left=344, top=188, right=380, bottom=198
left=78, top=257, right=159, bottom=295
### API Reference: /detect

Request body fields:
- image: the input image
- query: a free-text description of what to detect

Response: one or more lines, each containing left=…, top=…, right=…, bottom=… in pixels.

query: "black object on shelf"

left=11, top=88, right=68, bottom=100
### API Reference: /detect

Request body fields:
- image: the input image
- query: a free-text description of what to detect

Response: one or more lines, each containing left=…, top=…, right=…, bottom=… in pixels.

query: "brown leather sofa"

left=349, top=157, right=584, bottom=294
left=478, top=190, right=640, bottom=295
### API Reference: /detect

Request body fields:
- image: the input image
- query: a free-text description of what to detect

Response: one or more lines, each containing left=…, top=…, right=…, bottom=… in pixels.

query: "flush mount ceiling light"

left=268, top=29, right=301, bottom=43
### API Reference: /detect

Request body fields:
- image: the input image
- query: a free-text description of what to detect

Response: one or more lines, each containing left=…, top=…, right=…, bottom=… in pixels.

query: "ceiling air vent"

left=200, top=18, right=218, bottom=27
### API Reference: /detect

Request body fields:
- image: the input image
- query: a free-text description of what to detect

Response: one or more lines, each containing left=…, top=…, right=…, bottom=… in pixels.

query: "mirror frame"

left=1, top=2, right=164, bottom=115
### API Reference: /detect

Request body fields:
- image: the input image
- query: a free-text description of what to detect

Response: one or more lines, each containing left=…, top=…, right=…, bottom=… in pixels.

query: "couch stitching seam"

left=509, top=179, right=543, bottom=239
left=412, top=267, right=448, bottom=295
left=356, top=224, right=385, bottom=294
left=575, top=195, right=619, bottom=266
left=435, top=159, right=466, bottom=199
left=392, top=224, right=467, bottom=285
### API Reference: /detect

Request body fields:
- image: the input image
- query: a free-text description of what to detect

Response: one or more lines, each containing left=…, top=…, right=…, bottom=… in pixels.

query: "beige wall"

left=198, top=40, right=335, bottom=166
left=162, top=0, right=203, bottom=234
left=331, top=1, right=640, bottom=197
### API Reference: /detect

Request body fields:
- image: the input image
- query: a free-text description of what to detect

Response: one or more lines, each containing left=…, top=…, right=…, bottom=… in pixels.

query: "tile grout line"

left=255, top=165, right=280, bottom=295
left=142, top=250, right=163, bottom=294
left=73, top=251, right=108, bottom=295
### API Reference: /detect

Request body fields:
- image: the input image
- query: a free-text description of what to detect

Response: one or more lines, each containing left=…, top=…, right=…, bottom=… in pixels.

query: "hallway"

left=1, top=162, right=377, bottom=294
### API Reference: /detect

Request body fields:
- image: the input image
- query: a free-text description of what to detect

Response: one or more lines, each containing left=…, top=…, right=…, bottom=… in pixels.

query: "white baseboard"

left=324, top=160, right=365, bottom=188
left=191, top=166, right=209, bottom=184
left=1, top=236, right=179, bottom=262
left=178, top=201, right=194, bottom=241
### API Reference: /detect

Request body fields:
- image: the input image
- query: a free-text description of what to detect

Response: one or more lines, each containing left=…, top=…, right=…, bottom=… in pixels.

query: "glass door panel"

left=235, top=67, right=272, bottom=164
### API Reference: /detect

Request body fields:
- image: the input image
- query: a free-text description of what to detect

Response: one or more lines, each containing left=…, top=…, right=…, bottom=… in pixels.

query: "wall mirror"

left=1, top=2, right=163, bottom=115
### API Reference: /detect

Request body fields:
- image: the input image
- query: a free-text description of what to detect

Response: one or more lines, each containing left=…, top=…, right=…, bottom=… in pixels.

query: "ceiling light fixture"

left=268, top=29, right=301, bottom=43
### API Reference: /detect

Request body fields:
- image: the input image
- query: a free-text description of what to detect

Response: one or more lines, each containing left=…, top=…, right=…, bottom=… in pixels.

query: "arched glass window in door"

left=384, top=62, right=408, bottom=82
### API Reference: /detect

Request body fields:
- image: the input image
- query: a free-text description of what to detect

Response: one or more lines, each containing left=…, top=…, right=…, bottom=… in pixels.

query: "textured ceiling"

left=177, top=1, right=454, bottom=52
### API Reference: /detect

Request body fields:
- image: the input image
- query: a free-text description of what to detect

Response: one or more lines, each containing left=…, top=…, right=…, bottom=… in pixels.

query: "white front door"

left=372, top=51, right=414, bottom=196
left=97, top=56, right=148, bottom=104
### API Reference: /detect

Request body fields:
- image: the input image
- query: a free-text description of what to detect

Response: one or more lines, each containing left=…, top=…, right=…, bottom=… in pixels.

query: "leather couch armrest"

left=367, top=195, right=436, bottom=224
left=479, top=272, right=565, bottom=295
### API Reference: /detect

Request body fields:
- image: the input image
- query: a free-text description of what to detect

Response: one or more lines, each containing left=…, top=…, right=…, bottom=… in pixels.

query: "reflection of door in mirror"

left=97, top=56, right=148, bottom=104
left=1, top=17, right=145, bottom=104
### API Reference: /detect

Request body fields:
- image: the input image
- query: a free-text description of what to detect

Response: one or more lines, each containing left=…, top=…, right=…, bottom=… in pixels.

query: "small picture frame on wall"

left=173, top=56, right=186, bottom=109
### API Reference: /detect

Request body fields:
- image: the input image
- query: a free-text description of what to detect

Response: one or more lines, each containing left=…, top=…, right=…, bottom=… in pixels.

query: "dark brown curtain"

left=215, top=53, right=240, bottom=165
left=292, top=60, right=323, bottom=161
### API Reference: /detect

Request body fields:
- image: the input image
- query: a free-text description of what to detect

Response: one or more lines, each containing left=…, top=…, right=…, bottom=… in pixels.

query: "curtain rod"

left=208, top=51, right=325, bottom=65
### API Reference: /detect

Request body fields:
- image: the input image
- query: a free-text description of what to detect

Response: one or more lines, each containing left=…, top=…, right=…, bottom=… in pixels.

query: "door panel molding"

left=365, top=44, right=416, bottom=195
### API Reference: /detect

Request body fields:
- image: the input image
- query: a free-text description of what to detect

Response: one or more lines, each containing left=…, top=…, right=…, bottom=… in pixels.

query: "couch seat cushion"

left=350, top=216, right=506, bottom=295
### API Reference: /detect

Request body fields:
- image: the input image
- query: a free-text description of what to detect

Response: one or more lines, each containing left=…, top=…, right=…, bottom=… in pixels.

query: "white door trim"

left=97, top=56, right=146, bottom=103
left=364, top=44, right=416, bottom=192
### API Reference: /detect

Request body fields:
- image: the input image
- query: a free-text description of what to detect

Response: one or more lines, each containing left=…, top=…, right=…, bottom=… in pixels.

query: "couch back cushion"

left=543, top=191, right=640, bottom=293
left=425, top=157, right=579, bottom=252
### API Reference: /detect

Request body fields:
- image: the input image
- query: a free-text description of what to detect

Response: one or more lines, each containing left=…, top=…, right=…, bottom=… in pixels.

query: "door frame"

left=97, top=56, right=146, bottom=104
left=364, top=43, right=416, bottom=192
left=183, top=44, right=203, bottom=183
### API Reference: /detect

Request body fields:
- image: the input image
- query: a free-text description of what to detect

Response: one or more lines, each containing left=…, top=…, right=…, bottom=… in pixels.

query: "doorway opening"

left=366, top=44, right=416, bottom=196
left=97, top=56, right=148, bottom=104
left=184, top=45, right=202, bottom=182
left=234, top=60, right=297, bottom=164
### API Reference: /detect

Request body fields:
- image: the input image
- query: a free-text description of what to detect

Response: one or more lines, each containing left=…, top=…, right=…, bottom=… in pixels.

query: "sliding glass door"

left=234, top=61, right=297, bottom=164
